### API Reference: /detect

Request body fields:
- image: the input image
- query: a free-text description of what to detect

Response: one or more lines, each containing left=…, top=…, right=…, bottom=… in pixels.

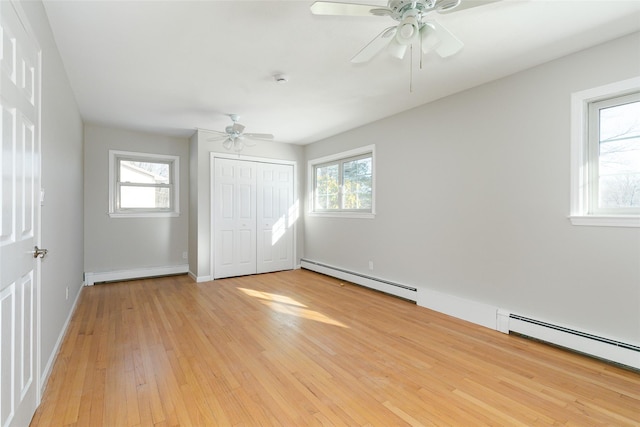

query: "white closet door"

left=0, top=2, right=41, bottom=427
left=213, top=158, right=257, bottom=279
left=256, top=163, right=294, bottom=274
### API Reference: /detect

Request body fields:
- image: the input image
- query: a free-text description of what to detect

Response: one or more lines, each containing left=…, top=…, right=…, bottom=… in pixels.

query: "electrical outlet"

left=182, top=251, right=188, bottom=260
left=368, top=261, right=374, bottom=271
left=65, top=286, right=69, bottom=300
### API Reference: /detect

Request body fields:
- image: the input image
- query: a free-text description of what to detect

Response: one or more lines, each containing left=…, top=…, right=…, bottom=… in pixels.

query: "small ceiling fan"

left=310, top=0, right=499, bottom=63
left=206, top=114, right=274, bottom=152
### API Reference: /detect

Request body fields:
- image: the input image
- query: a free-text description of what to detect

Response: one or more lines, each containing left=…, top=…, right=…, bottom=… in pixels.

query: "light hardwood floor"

left=31, top=269, right=639, bottom=426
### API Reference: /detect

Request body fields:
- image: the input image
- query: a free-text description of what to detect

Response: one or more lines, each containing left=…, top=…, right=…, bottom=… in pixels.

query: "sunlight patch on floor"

left=238, top=287, right=348, bottom=328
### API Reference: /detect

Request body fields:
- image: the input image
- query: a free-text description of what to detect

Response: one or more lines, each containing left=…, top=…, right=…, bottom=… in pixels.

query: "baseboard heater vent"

left=508, top=313, right=640, bottom=370
left=300, top=258, right=417, bottom=302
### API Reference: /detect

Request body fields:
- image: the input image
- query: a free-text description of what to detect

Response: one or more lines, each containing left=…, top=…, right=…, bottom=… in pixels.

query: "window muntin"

left=588, top=93, right=640, bottom=214
left=109, top=151, right=179, bottom=217
left=311, top=149, right=374, bottom=215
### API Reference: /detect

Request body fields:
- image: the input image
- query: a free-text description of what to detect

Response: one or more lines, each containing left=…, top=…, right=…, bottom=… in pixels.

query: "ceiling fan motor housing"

left=388, top=0, right=433, bottom=20
left=387, top=0, right=461, bottom=22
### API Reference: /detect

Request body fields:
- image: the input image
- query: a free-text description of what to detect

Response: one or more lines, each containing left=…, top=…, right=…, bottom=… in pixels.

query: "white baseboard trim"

left=40, top=282, right=83, bottom=394
left=84, top=264, right=188, bottom=286
left=188, top=271, right=212, bottom=283
left=300, top=259, right=417, bottom=302
left=417, top=288, right=500, bottom=331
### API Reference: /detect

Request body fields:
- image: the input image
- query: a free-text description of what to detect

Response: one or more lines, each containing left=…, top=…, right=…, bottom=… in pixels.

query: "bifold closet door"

left=213, top=158, right=294, bottom=279
left=213, top=158, right=257, bottom=279
left=256, top=163, right=294, bottom=274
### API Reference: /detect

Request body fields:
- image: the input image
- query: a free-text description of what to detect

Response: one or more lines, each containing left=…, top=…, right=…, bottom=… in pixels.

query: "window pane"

left=120, top=160, right=170, bottom=184
left=120, top=186, right=171, bottom=209
left=343, top=157, right=372, bottom=210
left=315, top=164, right=339, bottom=210
left=598, top=100, right=640, bottom=208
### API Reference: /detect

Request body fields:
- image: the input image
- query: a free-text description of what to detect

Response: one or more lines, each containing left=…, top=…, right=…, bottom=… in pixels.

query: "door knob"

left=32, top=246, right=48, bottom=259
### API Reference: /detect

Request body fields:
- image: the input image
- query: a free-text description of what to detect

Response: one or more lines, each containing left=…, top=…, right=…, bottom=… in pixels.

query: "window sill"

left=569, top=215, right=640, bottom=228
left=309, top=212, right=375, bottom=219
left=109, top=211, right=180, bottom=218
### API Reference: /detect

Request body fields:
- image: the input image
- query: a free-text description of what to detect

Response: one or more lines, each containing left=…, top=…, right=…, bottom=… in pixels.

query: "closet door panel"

left=257, top=163, right=294, bottom=274
left=213, top=158, right=257, bottom=279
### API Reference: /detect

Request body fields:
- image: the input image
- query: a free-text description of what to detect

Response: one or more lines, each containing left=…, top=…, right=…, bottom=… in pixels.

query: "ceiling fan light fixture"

left=395, top=16, right=419, bottom=45
left=210, top=114, right=274, bottom=152
left=387, top=38, right=408, bottom=59
left=420, top=23, right=441, bottom=53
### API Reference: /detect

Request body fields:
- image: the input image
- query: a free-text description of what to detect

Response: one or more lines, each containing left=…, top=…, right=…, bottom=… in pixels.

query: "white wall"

left=189, top=130, right=305, bottom=280
left=84, top=124, right=189, bottom=275
left=18, top=0, right=85, bottom=384
left=304, top=32, right=640, bottom=346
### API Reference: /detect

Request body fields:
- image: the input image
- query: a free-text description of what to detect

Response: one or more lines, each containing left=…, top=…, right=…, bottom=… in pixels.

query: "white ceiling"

left=42, top=0, right=640, bottom=144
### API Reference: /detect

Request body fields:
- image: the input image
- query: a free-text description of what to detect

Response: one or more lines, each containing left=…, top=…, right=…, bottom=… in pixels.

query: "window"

left=589, top=93, right=640, bottom=214
left=309, top=145, right=375, bottom=218
left=570, top=78, right=640, bottom=227
left=109, top=150, right=179, bottom=217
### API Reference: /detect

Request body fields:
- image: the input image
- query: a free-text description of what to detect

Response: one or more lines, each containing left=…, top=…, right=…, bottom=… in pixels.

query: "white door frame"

left=210, top=152, right=297, bottom=280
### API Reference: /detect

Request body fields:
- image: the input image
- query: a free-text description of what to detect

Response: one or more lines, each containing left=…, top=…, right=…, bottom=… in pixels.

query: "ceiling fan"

left=206, top=114, right=274, bottom=152
left=310, top=0, right=499, bottom=63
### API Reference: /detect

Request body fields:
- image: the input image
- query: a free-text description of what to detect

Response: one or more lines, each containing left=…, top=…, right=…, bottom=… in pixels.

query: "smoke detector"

left=273, top=73, right=289, bottom=84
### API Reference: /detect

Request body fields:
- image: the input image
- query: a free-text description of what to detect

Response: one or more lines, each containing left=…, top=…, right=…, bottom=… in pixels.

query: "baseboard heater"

left=300, top=259, right=417, bottom=302
left=84, top=264, right=189, bottom=286
left=508, top=313, right=640, bottom=370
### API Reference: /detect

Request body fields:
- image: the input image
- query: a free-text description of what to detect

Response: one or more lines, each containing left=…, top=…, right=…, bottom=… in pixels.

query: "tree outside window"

left=311, top=149, right=374, bottom=215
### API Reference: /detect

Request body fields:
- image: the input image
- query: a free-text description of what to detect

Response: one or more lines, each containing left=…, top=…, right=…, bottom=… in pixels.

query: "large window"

left=570, top=78, right=640, bottom=227
left=109, top=150, right=179, bottom=217
left=309, top=146, right=375, bottom=217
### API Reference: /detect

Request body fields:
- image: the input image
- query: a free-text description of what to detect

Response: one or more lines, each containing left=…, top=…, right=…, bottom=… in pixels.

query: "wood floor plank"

left=32, top=270, right=640, bottom=426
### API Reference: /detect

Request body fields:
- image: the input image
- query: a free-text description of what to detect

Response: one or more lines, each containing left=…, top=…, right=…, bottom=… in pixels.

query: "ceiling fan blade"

left=310, top=1, right=390, bottom=17
left=351, top=26, right=396, bottom=63
left=244, top=133, right=274, bottom=140
left=243, top=140, right=257, bottom=147
left=437, top=0, right=501, bottom=14
left=422, top=21, right=463, bottom=58
left=207, top=136, right=229, bottom=142
left=202, top=128, right=229, bottom=136
left=232, top=122, right=245, bottom=134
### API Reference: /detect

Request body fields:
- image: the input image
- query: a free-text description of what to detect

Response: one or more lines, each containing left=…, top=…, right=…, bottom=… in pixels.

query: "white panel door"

left=213, top=158, right=257, bottom=279
left=0, top=2, right=41, bottom=427
left=256, top=163, right=294, bottom=274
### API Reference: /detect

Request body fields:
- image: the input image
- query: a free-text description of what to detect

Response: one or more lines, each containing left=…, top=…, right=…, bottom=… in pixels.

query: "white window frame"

left=108, top=150, right=180, bottom=218
left=569, top=77, right=640, bottom=228
left=308, top=145, right=375, bottom=219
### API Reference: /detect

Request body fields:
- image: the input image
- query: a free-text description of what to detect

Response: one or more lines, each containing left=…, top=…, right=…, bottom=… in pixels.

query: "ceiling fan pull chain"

left=409, top=44, right=414, bottom=93
left=419, top=29, right=424, bottom=70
